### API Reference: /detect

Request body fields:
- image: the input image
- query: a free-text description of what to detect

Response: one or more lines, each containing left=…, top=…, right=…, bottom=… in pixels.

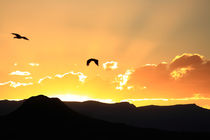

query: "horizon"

left=1, top=94, right=209, bottom=110
left=1, top=0, right=210, bottom=109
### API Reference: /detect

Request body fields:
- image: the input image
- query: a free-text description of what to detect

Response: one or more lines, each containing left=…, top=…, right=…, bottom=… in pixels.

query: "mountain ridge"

left=65, top=100, right=210, bottom=132
left=0, top=95, right=210, bottom=133
left=5, top=95, right=204, bottom=139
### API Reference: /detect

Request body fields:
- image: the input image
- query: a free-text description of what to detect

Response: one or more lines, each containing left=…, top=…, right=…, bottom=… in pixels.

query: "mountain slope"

left=0, top=95, right=210, bottom=139
left=0, top=95, right=176, bottom=139
left=0, top=100, right=23, bottom=115
left=66, top=101, right=210, bottom=132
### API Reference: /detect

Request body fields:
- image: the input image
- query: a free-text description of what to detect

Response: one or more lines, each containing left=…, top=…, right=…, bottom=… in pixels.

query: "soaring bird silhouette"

left=87, top=58, right=99, bottom=66
left=11, top=33, right=29, bottom=40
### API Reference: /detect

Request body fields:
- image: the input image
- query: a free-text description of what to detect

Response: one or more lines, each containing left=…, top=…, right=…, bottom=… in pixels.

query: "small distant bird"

left=87, top=58, right=99, bottom=66
left=11, top=33, right=29, bottom=40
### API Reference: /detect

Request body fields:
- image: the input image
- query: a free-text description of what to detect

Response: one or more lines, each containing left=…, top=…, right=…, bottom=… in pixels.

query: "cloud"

left=114, top=69, right=134, bottom=90
left=9, top=71, right=31, bottom=76
left=25, top=77, right=33, bottom=80
left=130, top=62, right=169, bottom=87
left=103, top=61, right=118, bottom=70
left=170, top=67, right=194, bottom=80
left=0, top=81, right=33, bottom=88
left=129, top=53, right=210, bottom=97
left=55, top=71, right=87, bottom=83
left=29, top=63, right=39, bottom=67
left=169, top=54, right=210, bottom=82
left=38, top=71, right=87, bottom=84
left=38, top=76, right=52, bottom=84
left=170, top=53, right=205, bottom=71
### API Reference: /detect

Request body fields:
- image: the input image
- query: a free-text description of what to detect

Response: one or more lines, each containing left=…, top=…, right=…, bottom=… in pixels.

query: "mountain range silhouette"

left=66, top=101, right=210, bottom=132
left=0, top=95, right=210, bottom=139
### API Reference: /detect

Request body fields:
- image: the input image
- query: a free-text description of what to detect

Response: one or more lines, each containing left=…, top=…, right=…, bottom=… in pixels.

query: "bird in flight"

left=11, top=33, right=29, bottom=40
left=87, top=58, right=99, bottom=66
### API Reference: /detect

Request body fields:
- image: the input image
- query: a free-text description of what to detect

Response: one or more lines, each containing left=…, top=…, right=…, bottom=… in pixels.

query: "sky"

left=0, top=0, right=210, bottom=108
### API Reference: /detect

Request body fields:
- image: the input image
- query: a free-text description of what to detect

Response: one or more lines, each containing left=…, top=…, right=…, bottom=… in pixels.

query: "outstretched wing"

left=87, top=58, right=99, bottom=66
left=11, top=33, right=21, bottom=38
left=22, top=36, right=29, bottom=40
left=93, top=59, right=99, bottom=66
left=87, top=59, right=92, bottom=66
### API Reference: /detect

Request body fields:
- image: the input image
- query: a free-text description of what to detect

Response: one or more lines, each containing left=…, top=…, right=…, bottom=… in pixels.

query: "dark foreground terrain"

left=66, top=101, right=210, bottom=132
left=0, top=95, right=209, bottom=139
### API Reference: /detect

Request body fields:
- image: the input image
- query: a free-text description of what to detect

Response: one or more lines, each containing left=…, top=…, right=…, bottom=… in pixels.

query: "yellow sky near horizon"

left=0, top=0, right=210, bottom=108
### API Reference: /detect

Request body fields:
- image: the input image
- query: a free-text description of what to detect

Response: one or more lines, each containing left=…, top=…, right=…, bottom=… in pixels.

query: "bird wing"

left=22, top=36, right=29, bottom=40
left=87, top=59, right=92, bottom=66
left=11, top=33, right=21, bottom=38
left=87, top=58, right=99, bottom=66
left=94, top=59, right=99, bottom=66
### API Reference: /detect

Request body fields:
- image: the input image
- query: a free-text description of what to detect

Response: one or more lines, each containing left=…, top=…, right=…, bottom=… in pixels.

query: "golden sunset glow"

left=50, top=94, right=114, bottom=103
left=0, top=0, right=210, bottom=109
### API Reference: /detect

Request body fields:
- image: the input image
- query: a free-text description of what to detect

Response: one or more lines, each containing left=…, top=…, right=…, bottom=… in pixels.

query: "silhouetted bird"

left=11, top=33, right=29, bottom=40
left=87, top=58, right=99, bottom=66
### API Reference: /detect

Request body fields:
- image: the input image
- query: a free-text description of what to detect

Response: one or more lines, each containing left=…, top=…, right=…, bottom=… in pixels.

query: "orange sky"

left=0, top=0, right=210, bottom=108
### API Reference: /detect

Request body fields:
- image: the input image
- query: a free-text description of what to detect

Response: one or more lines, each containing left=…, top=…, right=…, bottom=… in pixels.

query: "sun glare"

left=50, top=94, right=114, bottom=103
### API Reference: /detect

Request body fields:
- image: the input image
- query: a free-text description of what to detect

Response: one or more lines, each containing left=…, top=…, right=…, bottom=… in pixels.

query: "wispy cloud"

left=39, top=71, right=87, bottom=84
left=38, top=76, right=52, bottom=84
left=9, top=71, right=31, bottom=76
left=0, top=81, right=33, bottom=88
left=55, top=71, right=87, bottom=83
left=25, top=77, right=33, bottom=80
left=29, top=63, right=39, bottom=67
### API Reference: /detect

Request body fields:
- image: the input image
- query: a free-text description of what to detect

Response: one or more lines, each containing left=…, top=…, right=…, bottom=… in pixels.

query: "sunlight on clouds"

left=10, top=81, right=33, bottom=88
left=115, top=69, right=134, bottom=90
left=127, top=86, right=134, bottom=90
left=39, top=71, right=87, bottom=84
left=171, top=53, right=204, bottom=64
left=170, top=53, right=205, bottom=71
left=55, top=71, right=87, bottom=83
left=0, top=81, right=11, bottom=86
left=25, top=77, right=33, bottom=79
left=170, top=67, right=193, bottom=80
left=103, top=61, right=118, bottom=70
left=144, top=64, right=157, bottom=67
left=0, top=81, right=33, bottom=88
left=38, top=76, right=52, bottom=84
left=9, top=71, right=31, bottom=76
left=29, top=63, right=39, bottom=67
